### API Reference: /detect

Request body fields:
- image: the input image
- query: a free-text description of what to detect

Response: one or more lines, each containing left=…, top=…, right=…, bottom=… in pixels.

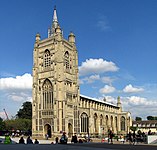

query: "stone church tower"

left=32, top=7, right=80, bottom=138
left=32, top=7, right=132, bottom=139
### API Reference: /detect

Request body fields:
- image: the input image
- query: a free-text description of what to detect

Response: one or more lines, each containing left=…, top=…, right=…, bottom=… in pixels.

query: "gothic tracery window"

left=42, top=79, right=53, bottom=109
left=64, top=51, right=70, bottom=71
left=81, top=113, right=89, bottom=132
left=44, top=49, right=51, bottom=68
left=121, top=116, right=125, bottom=131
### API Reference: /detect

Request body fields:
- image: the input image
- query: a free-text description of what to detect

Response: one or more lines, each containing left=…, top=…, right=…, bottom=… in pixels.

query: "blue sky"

left=0, top=0, right=157, bottom=120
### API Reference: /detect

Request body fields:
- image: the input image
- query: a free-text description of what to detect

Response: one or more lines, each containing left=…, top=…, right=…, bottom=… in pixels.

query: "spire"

left=48, top=6, right=60, bottom=37
left=53, top=6, right=58, bottom=23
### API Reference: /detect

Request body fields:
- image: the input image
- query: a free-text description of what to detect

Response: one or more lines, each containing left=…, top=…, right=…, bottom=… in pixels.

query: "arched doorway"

left=68, top=123, right=73, bottom=137
left=44, top=124, right=51, bottom=138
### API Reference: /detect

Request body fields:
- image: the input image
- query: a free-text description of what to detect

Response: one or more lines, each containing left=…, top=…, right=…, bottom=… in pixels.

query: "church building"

left=32, top=7, right=132, bottom=138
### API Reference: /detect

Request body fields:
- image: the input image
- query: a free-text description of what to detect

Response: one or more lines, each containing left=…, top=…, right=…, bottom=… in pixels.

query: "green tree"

left=135, top=117, right=142, bottom=121
left=0, top=117, right=5, bottom=130
left=4, top=119, right=32, bottom=131
left=147, top=116, right=154, bottom=120
left=130, top=126, right=138, bottom=132
left=16, top=102, right=32, bottom=119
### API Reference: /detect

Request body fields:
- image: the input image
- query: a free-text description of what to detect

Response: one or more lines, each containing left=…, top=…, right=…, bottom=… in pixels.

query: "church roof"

left=80, top=94, right=118, bottom=108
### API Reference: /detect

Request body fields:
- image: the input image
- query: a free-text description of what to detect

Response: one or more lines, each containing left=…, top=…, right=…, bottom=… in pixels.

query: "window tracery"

left=44, top=50, right=51, bottom=68
left=42, top=79, right=53, bottom=109
left=81, top=112, right=89, bottom=132
left=64, top=51, right=70, bottom=71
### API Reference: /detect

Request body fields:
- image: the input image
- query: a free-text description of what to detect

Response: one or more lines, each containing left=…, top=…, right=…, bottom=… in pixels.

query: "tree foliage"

left=0, top=117, right=6, bottom=130
left=147, top=116, right=157, bottom=120
left=16, top=101, right=32, bottom=119
left=135, top=117, right=142, bottom=121
left=4, top=118, right=32, bottom=131
left=130, top=126, right=138, bottom=132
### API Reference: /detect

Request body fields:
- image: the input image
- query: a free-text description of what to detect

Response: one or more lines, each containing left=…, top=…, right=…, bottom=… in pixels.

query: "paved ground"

left=72, top=143, right=157, bottom=150
left=0, top=143, right=157, bottom=150
left=1, top=136, right=157, bottom=150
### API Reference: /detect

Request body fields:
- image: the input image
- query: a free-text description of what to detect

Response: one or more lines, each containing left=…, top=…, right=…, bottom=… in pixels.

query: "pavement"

left=0, top=136, right=157, bottom=150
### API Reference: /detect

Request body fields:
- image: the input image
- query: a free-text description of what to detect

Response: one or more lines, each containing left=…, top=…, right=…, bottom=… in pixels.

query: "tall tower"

left=32, top=7, right=80, bottom=138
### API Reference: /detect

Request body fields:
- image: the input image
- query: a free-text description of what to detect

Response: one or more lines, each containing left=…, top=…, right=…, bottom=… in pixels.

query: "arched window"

left=81, top=113, right=89, bottom=132
left=94, top=113, right=98, bottom=132
left=121, top=116, right=125, bottom=131
left=115, top=117, right=118, bottom=131
left=42, top=79, right=53, bottom=109
left=106, top=115, right=109, bottom=128
left=44, top=49, right=51, bottom=68
left=111, top=116, right=113, bottom=130
left=64, top=51, right=70, bottom=71
left=100, top=115, right=103, bottom=126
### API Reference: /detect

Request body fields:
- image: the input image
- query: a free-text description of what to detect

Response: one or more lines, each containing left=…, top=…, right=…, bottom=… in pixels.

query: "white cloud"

left=80, top=75, right=100, bottom=84
left=123, top=84, right=144, bottom=93
left=93, top=95, right=157, bottom=119
left=101, top=95, right=117, bottom=104
left=125, top=96, right=157, bottom=106
left=97, top=15, right=111, bottom=31
left=0, top=73, right=32, bottom=104
left=7, top=92, right=32, bottom=102
left=0, top=73, right=32, bottom=90
left=79, top=58, right=119, bottom=76
left=79, top=79, right=84, bottom=85
left=121, top=96, right=157, bottom=119
left=99, top=85, right=116, bottom=94
left=101, top=76, right=115, bottom=85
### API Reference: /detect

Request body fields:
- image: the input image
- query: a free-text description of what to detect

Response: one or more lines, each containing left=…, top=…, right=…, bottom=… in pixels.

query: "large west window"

left=42, top=79, right=53, bottom=109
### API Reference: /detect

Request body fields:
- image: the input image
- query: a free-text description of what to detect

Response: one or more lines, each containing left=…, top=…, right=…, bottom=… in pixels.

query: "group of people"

left=19, top=136, right=39, bottom=144
left=127, top=131, right=147, bottom=145
left=59, top=132, right=68, bottom=144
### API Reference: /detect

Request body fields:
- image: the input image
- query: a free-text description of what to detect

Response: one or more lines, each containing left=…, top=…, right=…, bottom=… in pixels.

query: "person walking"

left=108, top=129, right=114, bottom=144
left=55, top=137, right=59, bottom=144
left=128, top=132, right=133, bottom=144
